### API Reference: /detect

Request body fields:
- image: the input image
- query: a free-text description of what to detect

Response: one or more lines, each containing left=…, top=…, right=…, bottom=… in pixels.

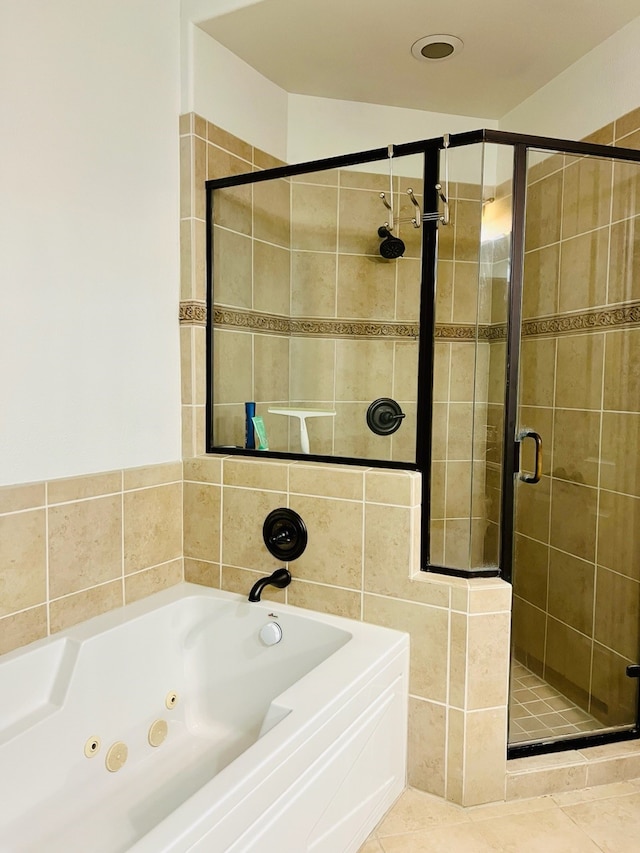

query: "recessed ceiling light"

left=411, top=34, right=464, bottom=62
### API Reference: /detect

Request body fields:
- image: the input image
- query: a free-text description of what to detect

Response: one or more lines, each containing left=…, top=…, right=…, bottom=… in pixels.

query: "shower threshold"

left=509, top=660, right=602, bottom=745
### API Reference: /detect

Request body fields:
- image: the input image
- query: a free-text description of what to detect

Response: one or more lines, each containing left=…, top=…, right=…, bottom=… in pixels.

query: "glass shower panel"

left=509, top=147, right=640, bottom=746
left=430, top=143, right=511, bottom=571
left=209, top=152, right=424, bottom=462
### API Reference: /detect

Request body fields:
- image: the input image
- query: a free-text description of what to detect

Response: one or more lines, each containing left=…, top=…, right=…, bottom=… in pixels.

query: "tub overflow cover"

left=263, top=508, right=308, bottom=561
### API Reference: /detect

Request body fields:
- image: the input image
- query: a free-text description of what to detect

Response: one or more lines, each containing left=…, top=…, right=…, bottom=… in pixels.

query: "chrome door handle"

left=517, top=430, right=542, bottom=483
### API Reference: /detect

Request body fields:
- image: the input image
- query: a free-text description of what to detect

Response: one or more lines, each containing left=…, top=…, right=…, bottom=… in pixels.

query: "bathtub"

left=0, top=583, right=409, bottom=852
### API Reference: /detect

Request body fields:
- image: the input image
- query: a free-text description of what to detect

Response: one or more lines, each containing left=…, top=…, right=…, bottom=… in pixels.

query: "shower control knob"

left=259, top=621, right=283, bottom=646
left=366, top=398, right=406, bottom=436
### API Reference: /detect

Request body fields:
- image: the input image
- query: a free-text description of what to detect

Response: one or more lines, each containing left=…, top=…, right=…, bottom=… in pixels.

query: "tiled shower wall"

left=208, top=143, right=423, bottom=461
left=512, top=108, right=640, bottom=727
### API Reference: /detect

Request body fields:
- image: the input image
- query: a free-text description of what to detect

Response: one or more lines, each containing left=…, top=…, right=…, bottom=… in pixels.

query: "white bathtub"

left=0, top=583, right=409, bottom=852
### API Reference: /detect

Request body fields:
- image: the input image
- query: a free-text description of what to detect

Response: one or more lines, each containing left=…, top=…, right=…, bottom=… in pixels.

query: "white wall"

left=188, top=24, right=288, bottom=159
left=287, top=95, right=497, bottom=164
left=0, top=0, right=182, bottom=486
left=500, top=15, right=640, bottom=139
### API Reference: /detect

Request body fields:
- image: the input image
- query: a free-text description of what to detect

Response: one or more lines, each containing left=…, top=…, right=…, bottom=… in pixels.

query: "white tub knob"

left=259, top=621, right=282, bottom=646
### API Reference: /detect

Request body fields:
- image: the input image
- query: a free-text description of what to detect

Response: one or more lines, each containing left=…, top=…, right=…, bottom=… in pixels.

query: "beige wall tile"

left=519, top=338, right=556, bottom=408
left=207, top=122, right=252, bottom=162
left=123, top=462, right=182, bottom=491
left=615, top=107, right=640, bottom=140
left=408, top=697, right=447, bottom=797
left=221, top=564, right=286, bottom=602
left=364, top=594, right=448, bottom=702
left=594, top=567, right=640, bottom=660
left=47, top=471, right=121, bottom=504
left=221, top=487, right=286, bottom=572
left=552, top=409, right=601, bottom=487
left=608, top=215, right=640, bottom=304
left=603, top=328, right=640, bottom=413
left=558, top=228, right=608, bottom=313
left=0, top=510, right=46, bottom=616
left=222, top=458, right=288, bottom=492
left=601, top=411, right=640, bottom=497
left=212, top=329, right=252, bottom=405
left=396, top=257, right=421, bottom=322
left=337, top=254, right=396, bottom=320
left=50, top=581, right=123, bottom=634
left=124, top=483, right=182, bottom=574
left=291, top=169, right=339, bottom=186
left=193, top=135, right=206, bottom=220
left=597, top=489, right=640, bottom=579
left=335, top=338, right=395, bottom=401
left=253, top=148, right=285, bottom=170
left=613, top=155, right=640, bottom=223
left=291, top=463, right=365, bottom=500
left=289, top=337, right=336, bottom=402
left=291, top=494, right=362, bottom=588
left=562, top=156, right=613, bottom=239
left=291, top=183, right=337, bottom=251
left=0, top=606, right=47, bottom=656
left=210, top=181, right=252, bottom=236
left=287, top=580, right=361, bottom=619
left=365, top=470, right=419, bottom=506
left=449, top=612, right=467, bottom=710
left=212, top=227, right=252, bottom=309
left=466, top=613, right=511, bottom=710
left=513, top=533, right=548, bottom=610
left=591, top=642, right=637, bottom=727
left=522, top=245, right=559, bottom=318
left=124, top=560, right=183, bottom=604
left=0, top=483, right=45, bottom=514
left=253, top=240, right=290, bottom=315
left=463, top=708, right=507, bottom=805
left=453, top=201, right=481, bottom=263
left=364, top=504, right=436, bottom=602
left=449, top=342, right=477, bottom=401
left=183, top=456, right=223, bottom=485
left=451, top=262, right=480, bottom=323
left=524, top=171, right=562, bottom=251
left=290, top=251, right=337, bottom=318
left=549, top=479, right=597, bottom=562
left=48, top=496, right=122, bottom=598
left=555, top=333, right=604, bottom=410
left=506, top=764, right=588, bottom=800
left=545, top=616, right=592, bottom=707
left=179, top=136, right=191, bottom=219
left=184, top=558, right=220, bottom=588
left=547, top=548, right=595, bottom=635
left=254, top=334, right=290, bottom=404
left=338, top=187, right=385, bottom=255
left=183, top=482, right=221, bottom=562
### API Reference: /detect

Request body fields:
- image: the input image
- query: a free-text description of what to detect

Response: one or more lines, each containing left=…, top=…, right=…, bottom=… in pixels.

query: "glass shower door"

left=509, top=146, right=640, bottom=747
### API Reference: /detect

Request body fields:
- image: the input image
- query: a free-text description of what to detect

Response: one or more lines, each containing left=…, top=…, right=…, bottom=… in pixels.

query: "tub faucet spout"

left=248, top=568, right=291, bottom=602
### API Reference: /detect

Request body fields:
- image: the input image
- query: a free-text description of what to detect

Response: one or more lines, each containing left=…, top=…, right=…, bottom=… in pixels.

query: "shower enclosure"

left=206, top=128, right=640, bottom=758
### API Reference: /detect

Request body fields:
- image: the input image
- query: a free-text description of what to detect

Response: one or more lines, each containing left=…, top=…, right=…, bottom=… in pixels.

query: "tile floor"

left=509, top=660, right=602, bottom=744
left=359, top=779, right=640, bottom=852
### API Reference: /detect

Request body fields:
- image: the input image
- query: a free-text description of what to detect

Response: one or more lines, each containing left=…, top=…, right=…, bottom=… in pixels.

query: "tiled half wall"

left=0, top=463, right=183, bottom=655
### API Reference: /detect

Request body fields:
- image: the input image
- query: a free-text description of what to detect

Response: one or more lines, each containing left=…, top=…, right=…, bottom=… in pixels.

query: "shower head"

left=378, top=226, right=405, bottom=259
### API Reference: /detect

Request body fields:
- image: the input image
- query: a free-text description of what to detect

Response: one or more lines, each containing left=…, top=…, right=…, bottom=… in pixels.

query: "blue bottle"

left=245, top=402, right=256, bottom=449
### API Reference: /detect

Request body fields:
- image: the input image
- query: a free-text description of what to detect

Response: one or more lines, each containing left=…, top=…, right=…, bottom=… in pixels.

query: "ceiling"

left=197, top=0, right=640, bottom=118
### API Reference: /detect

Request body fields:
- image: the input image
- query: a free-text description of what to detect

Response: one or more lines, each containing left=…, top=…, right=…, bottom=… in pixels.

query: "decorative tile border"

left=523, top=301, right=640, bottom=337
left=211, top=305, right=419, bottom=339
left=179, top=301, right=207, bottom=326
left=186, top=300, right=640, bottom=340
